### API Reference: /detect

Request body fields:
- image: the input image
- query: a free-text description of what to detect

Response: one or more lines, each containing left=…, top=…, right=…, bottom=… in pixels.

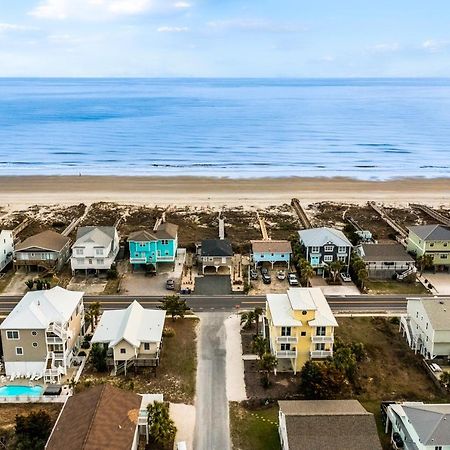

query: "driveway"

left=194, top=312, right=230, bottom=450
left=195, top=275, right=232, bottom=295
left=423, top=273, right=450, bottom=295
left=310, top=275, right=360, bottom=295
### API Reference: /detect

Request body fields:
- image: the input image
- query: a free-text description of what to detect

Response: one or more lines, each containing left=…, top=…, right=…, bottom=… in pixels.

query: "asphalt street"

left=193, top=312, right=230, bottom=450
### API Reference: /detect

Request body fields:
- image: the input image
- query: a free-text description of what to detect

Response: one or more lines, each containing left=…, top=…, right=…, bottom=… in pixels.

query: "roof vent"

left=439, top=301, right=444, bottom=305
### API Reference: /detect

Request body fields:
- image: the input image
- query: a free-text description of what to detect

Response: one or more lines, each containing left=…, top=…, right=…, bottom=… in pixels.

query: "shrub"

left=78, top=351, right=86, bottom=357
left=81, top=341, right=90, bottom=349
left=107, top=268, right=118, bottom=280
left=163, top=327, right=175, bottom=338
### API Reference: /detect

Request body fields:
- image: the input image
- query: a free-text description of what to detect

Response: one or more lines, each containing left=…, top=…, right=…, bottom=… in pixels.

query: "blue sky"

left=0, top=0, right=449, bottom=77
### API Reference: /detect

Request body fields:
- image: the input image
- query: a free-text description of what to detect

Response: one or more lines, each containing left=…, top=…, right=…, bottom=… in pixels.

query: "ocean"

left=0, top=78, right=449, bottom=179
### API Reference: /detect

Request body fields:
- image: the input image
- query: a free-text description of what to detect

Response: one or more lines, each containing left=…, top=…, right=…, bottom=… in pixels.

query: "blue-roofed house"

left=128, top=222, right=178, bottom=270
left=298, top=227, right=353, bottom=275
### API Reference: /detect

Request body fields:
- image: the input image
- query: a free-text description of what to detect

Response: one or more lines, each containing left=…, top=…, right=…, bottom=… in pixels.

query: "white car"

left=340, top=272, right=352, bottom=282
left=288, top=273, right=299, bottom=286
left=277, top=270, right=286, bottom=280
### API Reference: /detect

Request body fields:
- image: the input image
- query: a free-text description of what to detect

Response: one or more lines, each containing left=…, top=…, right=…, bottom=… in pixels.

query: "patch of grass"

left=0, top=403, right=62, bottom=430
left=79, top=318, right=198, bottom=404
left=0, top=270, right=14, bottom=293
left=103, top=277, right=120, bottom=294
left=360, top=400, right=392, bottom=450
left=365, top=280, right=429, bottom=295
left=229, top=402, right=280, bottom=450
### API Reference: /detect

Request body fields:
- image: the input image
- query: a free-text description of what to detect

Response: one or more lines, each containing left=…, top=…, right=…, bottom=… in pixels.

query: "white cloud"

left=0, top=23, right=36, bottom=33
left=174, top=1, right=191, bottom=8
left=422, top=39, right=450, bottom=53
left=370, top=42, right=400, bottom=52
left=30, top=0, right=181, bottom=20
left=157, top=26, right=189, bottom=32
left=207, top=19, right=305, bottom=33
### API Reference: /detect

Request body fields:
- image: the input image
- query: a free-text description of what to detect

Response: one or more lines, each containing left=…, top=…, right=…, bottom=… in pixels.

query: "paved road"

left=194, top=312, right=230, bottom=450
left=0, top=293, right=417, bottom=313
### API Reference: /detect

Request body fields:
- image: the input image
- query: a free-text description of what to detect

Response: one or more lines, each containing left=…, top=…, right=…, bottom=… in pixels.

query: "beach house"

left=263, top=287, right=338, bottom=373
left=0, top=286, right=85, bottom=382
left=0, top=230, right=14, bottom=272
left=197, top=238, right=233, bottom=274
left=91, top=301, right=166, bottom=376
left=385, top=401, right=450, bottom=450
left=400, top=297, right=450, bottom=359
left=357, top=243, right=416, bottom=279
left=128, top=222, right=178, bottom=270
left=407, top=224, right=450, bottom=271
left=14, top=230, right=71, bottom=272
left=298, top=227, right=353, bottom=276
left=278, top=400, right=382, bottom=450
left=251, top=240, right=292, bottom=269
left=70, top=226, right=119, bottom=274
left=46, top=384, right=163, bottom=450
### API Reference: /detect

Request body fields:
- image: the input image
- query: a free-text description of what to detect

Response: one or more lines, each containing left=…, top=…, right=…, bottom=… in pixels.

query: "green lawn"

left=229, top=402, right=280, bottom=450
left=365, top=280, right=429, bottom=295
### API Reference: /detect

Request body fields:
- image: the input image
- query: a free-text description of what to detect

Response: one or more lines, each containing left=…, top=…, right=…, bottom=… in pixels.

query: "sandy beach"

left=0, top=176, right=449, bottom=209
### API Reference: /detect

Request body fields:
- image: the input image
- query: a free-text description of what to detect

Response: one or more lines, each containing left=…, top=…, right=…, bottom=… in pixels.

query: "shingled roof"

left=201, top=239, right=233, bottom=256
left=128, top=222, right=178, bottom=242
left=408, top=224, right=450, bottom=241
left=279, top=400, right=382, bottom=450
left=16, top=230, right=70, bottom=252
left=46, top=384, right=141, bottom=450
left=360, top=243, right=414, bottom=262
left=251, top=240, right=292, bottom=254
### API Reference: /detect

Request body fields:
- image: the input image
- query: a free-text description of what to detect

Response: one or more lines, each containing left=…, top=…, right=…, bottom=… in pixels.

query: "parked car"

left=166, top=279, right=175, bottom=290
left=250, top=268, right=258, bottom=280
left=262, top=273, right=272, bottom=284
left=392, top=432, right=404, bottom=448
left=260, top=266, right=269, bottom=275
left=288, top=273, right=299, bottom=286
left=277, top=270, right=286, bottom=280
left=340, top=272, right=352, bottom=282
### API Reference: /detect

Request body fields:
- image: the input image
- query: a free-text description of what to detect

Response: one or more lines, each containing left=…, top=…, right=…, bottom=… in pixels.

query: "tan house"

left=91, top=301, right=166, bottom=375
left=0, top=286, right=84, bottom=382
left=14, top=230, right=71, bottom=272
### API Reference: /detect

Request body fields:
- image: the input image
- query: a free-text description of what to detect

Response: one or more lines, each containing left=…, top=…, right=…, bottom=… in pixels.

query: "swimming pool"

left=0, top=385, right=44, bottom=397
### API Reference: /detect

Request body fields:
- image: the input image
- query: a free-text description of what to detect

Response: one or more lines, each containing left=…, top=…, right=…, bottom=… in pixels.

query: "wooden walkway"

left=368, top=202, right=408, bottom=240
left=410, top=204, right=450, bottom=227
left=62, top=204, right=91, bottom=236
left=256, top=212, right=269, bottom=240
left=291, top=198, right=312, bottom=229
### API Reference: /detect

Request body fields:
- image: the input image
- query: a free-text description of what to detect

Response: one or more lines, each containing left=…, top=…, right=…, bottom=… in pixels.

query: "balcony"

left=130, top=257, right=148, bottom=264
left=277, top=336, right=298, bottom=344
left=276, top=350, right=297, bottom=358
left=311, top=335, right=334, bottom=344
left=46, top=336, right=63, bottom=344
left=310, top=350, right=332, bottom=358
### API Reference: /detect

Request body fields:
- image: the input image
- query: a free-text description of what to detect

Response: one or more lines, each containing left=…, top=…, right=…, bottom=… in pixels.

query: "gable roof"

left=201, top=239, right=233, bottom=256
left=46, top=384, right=141, bottom=450
left=390, top=402, right=450, bottom=446
left=128, top=222, right=178, bottom=242
left=15, top=230, right=70, bottom=252
left=359, top=243, right=414, bottom=262
left=408, top=224, right=450, bottom=241
left=279, top=400, right=382, bottom=450
left=91, top=300, right=166, bottom=348
left=298, top=227, right=352, bottom=248
left=251, top=240, right=292, bottom=254
left=0, top=286, right=83, bottom=330
left=74, top=226, right=116, bottom=247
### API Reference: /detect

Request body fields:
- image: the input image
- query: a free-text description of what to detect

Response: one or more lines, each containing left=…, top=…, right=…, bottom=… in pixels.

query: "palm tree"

left=357, top=268, right=369, bottom=290
left=329, top=260, right=344, bottom=283
left=440, top=371, right=450, bottom=391
left=254, top=307, right=263, bottom=335
left=252, top=336, right=268, bottom=359
left=417, top=254, right=434, bottom=276
left=88, top=302, right=101, bottom=328
left=240, top=311, right=256, bottom=330
left=259, top=353, right=278, bottom=387
left=300, top=263, right=315, bottom=287
left=147, top=401, right=177, bottom=446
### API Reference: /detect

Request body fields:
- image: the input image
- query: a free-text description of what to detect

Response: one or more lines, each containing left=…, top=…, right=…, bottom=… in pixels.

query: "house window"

left=426, top=323, right=428, bottom=330
left=315, top=343, right=325, bottom=351
left=75, top=248, right=83, bottom=255
left=120, top=348, right=126, bottom=354
left=435, top=446, right=443, bottom=450
left=430, top=243, right=434, bottom=247
left=441, top=254, right=448, bottom=259
left=161, top=240, right=169, bottom=245
left=302, top=311, right=307, bottom=315
left=32, top=342, right=38, bottom=348
left=316, top=326, right=326, bottom=336
left=337, top=246, right=346, bottom=253
left=15, top=347, right=24, bottom=356
left=280, top=344, right=291, bottom=351
left=6, top=330, right=19, bottom=340
left=324, top=255, right=333, bottom=262
left=338, top=255, right=346, bottom=262
left=281, top=327, right=291, bottom=336
left=95, top=248, right=103, bottom=255
left=324, top=245, right=334, bottom=253
left=31, top=331, right=37, bottom=336
left=144, top=343, right=150, bottom=351
left=300, top=331, right=306, bottom=337
left=311, top=246, right=320, bottom=254
left=97, top=258, right=104, bottom=265
left=88, top=259, right=93, bottom=264
left=165, top=251, right=169, bottom=256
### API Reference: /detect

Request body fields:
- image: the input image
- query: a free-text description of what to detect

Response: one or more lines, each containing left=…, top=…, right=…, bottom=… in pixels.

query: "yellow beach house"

left=263, top=287, right=338, bottom=374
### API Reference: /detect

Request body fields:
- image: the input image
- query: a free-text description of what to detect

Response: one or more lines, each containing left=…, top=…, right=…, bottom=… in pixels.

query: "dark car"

left=260, top=266, right=269, bottom=275
left=250, top=269, right=258, bottom=280
left=262, top=273, right=272, bottom=284
left=392, top=432, right=404, bottom=448
left=166, top=279, right=175, bottom=290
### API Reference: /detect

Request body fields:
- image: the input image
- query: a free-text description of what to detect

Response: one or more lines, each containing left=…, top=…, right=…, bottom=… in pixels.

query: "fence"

left=0, top=394, right=69, bottom=404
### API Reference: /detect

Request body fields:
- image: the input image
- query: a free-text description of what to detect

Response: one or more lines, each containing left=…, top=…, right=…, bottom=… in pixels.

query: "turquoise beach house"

left=128, top=222, right=178, bottom=269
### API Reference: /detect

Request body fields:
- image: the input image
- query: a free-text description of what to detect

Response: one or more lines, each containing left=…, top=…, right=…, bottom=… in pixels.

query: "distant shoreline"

left=0, top=175, right=449, bottom=209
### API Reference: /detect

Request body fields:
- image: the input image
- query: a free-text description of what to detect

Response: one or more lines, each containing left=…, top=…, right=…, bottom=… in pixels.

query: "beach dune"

left=0, top=176, right=449, bottom=208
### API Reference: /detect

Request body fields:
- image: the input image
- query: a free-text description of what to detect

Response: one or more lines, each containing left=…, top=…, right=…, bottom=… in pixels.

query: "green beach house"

left=407, top=224, right=450, bottom=270
left=128, top=222, right=178, bottom=270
